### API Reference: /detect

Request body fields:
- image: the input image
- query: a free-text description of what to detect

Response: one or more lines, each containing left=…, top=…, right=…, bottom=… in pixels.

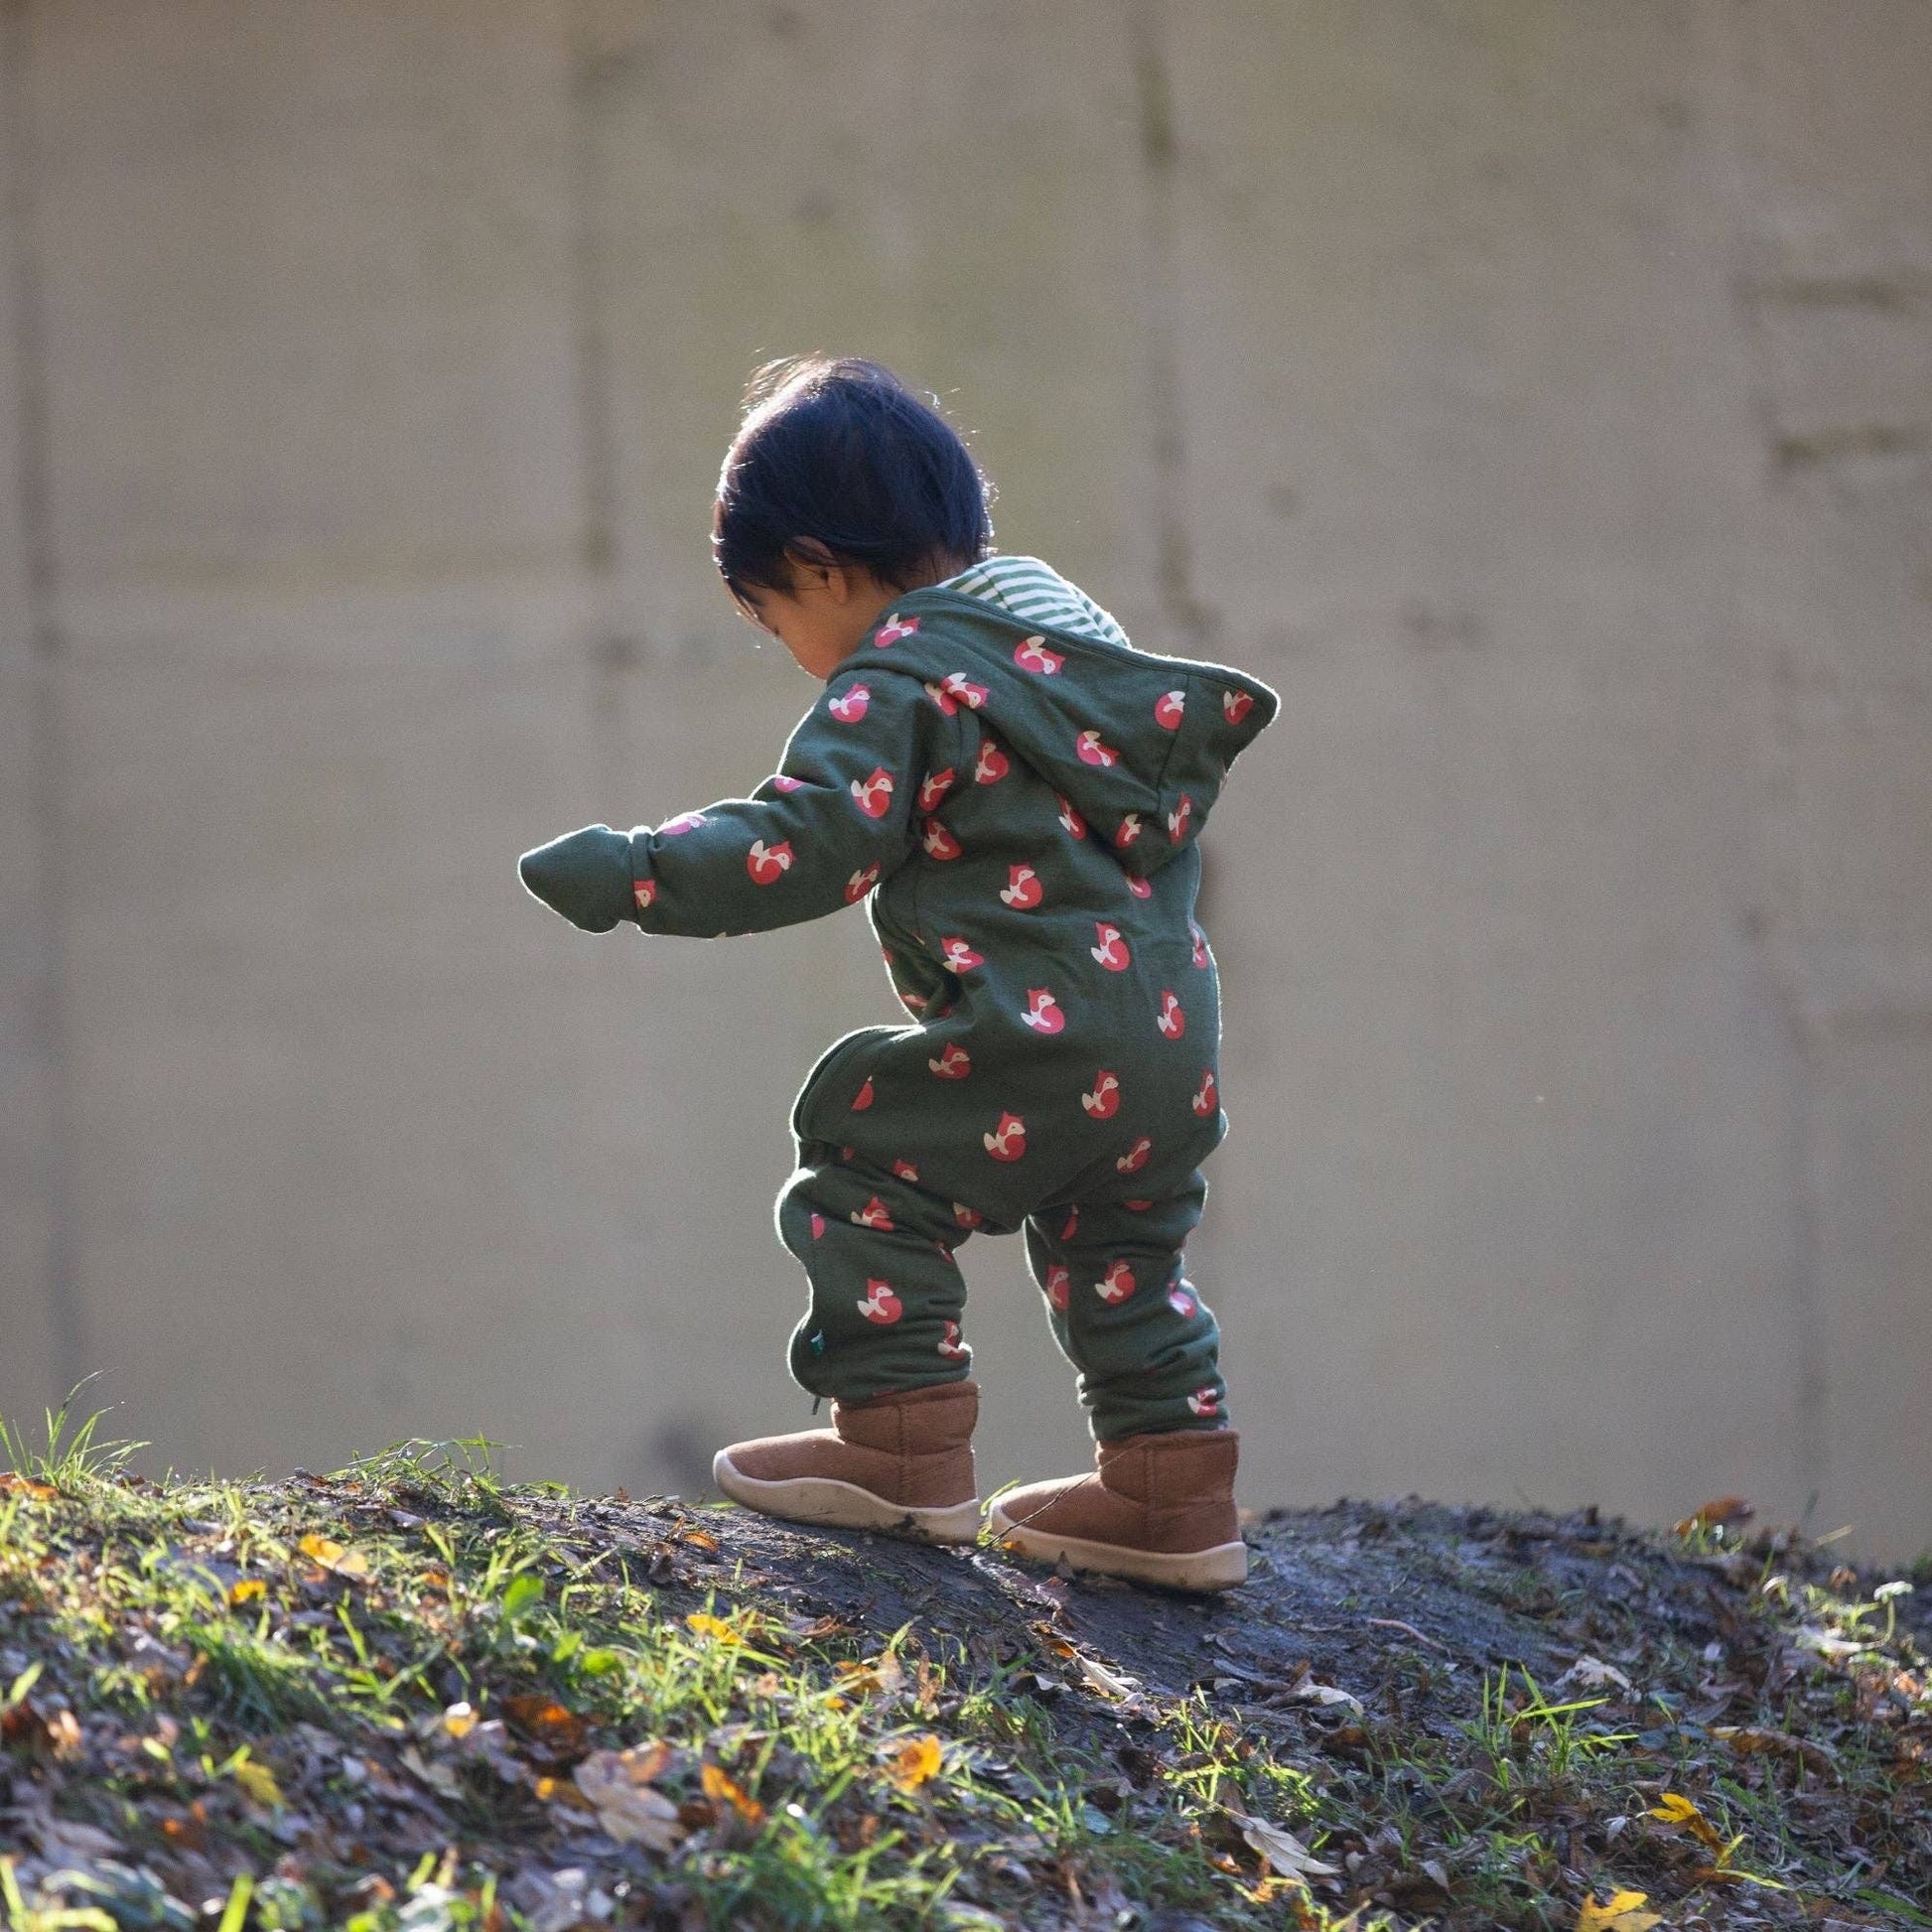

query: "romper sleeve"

left=518, top=668, right=941, bottom=939
left=632, top=668, right=940, bottom=934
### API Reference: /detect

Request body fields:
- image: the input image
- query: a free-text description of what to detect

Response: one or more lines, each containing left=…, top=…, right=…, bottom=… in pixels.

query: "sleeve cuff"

left=627, top=828, right=656, bottom=921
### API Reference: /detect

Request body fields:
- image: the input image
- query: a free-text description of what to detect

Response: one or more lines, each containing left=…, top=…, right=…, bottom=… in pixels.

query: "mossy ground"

left=1, top=1407, right=1927, bottom=1931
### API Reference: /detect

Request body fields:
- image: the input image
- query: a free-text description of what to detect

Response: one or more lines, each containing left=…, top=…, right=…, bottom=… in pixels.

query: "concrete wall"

left=2, top=1, right=1926, bottom=1557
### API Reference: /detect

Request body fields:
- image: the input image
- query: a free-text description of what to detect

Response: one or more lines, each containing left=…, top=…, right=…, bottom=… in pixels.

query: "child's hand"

left=517, top=824, right=635, bottom=932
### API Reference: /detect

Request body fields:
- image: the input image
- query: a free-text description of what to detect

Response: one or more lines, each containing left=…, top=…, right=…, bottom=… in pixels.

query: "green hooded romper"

left=526, top=569, right=1278, bottom=1441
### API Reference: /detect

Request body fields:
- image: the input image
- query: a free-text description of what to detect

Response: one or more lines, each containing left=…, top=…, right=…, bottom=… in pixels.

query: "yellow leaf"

left=298, top=1534, right=369, bottom=1578
left=1576, top=1890, right=1662, bottom=1932
left=227, top=1579, right=265, bottom=1607
left=1649, top=1791, right=1725, bottom=1852
left=701, top=1762, right=766, bottom=1825
left=886, top=1733, right=943, bottom=1791
left=1239, top=1876, right=1303, bottom=1904
left=232, top=1760, right=283, bottom=1809
left=685, top=1612, right=743, bottom=1645
left=835, top=1654, right=906, bottom=1696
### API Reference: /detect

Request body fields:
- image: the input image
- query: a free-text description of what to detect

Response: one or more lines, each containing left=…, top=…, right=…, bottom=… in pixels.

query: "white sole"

left=712, top=1449, right=983, bottom=1545
left=986, top=1500, right=1249, bottom=1592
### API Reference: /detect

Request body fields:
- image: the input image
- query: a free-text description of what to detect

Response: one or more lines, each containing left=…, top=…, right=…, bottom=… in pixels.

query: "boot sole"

left=712, top=1450, right=983, bottom=1545
left=986, top=1500, right=1249, bottom=1592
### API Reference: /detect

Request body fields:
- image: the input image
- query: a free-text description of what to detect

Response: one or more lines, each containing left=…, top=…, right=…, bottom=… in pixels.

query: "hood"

left=852, top=588, right=1279, bottom=876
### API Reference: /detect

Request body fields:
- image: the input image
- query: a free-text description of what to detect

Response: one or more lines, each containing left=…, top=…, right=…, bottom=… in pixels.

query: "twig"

left=1367, top=1616, right=1451, bottom=1655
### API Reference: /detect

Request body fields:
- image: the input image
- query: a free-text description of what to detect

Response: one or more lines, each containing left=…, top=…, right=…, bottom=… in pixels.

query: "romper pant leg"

left=775, top=1138, right=979, bottom=1403
left=1023, top=1175, right=1228, bottom=1441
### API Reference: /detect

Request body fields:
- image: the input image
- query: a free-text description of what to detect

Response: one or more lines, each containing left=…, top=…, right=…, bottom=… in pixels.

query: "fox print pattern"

left=605, top=583, right=1274, bottom=1440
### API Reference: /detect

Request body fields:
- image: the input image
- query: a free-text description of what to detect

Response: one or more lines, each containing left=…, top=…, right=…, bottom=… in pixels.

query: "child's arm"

left=518, top=669, right=937, bottom=937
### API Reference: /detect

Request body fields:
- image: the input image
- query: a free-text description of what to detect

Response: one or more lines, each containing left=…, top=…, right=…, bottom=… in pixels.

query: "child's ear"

left=783, top=538, right=841, bottom=597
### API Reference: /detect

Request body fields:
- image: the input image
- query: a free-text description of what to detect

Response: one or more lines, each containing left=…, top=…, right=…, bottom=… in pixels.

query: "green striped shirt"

left=936, top=554, right=1130, bottom=649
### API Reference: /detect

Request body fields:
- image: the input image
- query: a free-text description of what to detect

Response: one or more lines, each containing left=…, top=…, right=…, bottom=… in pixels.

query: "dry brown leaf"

left=502, top=1694, right=589, bottom=1761
left=1713, top=1724, right=1839, bottom=1778
left=835, top=1654, right=906, bottom=1697
left=701, top=1761, right=766, bottom=1824
left=788, top=1613, right=853, bottom=1643
left=574, top=1746, right=684, bottom=1852
left=1072, top=1653, right=1141, bottom=1700
left=1227, top=1810, right=1338, bottom=1880
left=400, top=1743, right=461, bottom=1796
left=1554, top=1655, right=1633, bottom=1694
left=1674, top=1496, right=1753, bottom=1536
left=1288, top=1679, right=1364, bottom=1715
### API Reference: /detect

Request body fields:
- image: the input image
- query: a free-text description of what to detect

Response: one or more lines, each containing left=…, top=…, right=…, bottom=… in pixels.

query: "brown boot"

left=712, top=1380, right=981, bottom=1544
left=987, top=1428, right=1247, bottom=1591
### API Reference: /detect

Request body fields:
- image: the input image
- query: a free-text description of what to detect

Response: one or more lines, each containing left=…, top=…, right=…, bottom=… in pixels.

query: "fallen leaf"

left=788, top=1613, right=853, bottom=1643
left=227, top=1579, right=266, bottom=1607
left=1689, top=1864, right=1787, bottom=1891
left=232, top=1759, right=284, bottom=1809
left=886, top=1734, right=944, bottom=1792
left=1577, top=1889, right=1663, bottom=1932
left=1289, top=1679, right=1364, bottom=1715
left=685, top=1612, right=743, bottom=1645
left=1554, top=1655, right=1633, bottom=1694
left=575, top=1746, right=684, bottom=1851
left=1227, top=1811, right=1338, bottom=1880
left=160, top=1804, right=209, bottom=1854
left=1795, top=1624, right=1863, bottom=1661
left=835, top=1654, right=906, bottom=1697
left=502, top=1694, right=589, bottom=1761
left=701, top=1761, right=766, bottom=1824
left=1237, top=1875, right=1305, bottom=1904
left=297, top=1533, right=370, bottom=1578
left=1713, top=1724, right=1839, bottom=1778
left=1674, top=1496, right=1754, bottom=1536
left=1071, top=1654, right=1141, bottom=1701
left=0, top=1473, right=57, bottom=1501
left=400, top=1743, right=461, bottom=1796
left=1648, top=1790, right=1725, bottom=1853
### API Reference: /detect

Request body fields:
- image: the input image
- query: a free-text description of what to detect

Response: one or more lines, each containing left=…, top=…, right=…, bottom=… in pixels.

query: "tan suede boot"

left=987, top=1428, right=1247, bottom=1591
left=712, top=1380, right=981, bottom=1544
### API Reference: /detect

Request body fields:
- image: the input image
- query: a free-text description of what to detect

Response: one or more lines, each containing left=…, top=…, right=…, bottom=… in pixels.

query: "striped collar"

left=933, top=554, right=1130, bottom=649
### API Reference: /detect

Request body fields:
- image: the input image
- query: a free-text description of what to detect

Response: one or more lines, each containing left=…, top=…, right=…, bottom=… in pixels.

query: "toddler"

left=519, top=357, right=1276, bottom=1590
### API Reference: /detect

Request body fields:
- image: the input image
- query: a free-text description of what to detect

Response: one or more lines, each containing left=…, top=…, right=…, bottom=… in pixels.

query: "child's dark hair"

left=713, top=356, right=993, bottom=602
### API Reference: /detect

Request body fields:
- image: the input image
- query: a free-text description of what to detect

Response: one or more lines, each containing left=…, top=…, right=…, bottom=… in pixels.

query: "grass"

left=1, top=1403, right=1927, bottom=1930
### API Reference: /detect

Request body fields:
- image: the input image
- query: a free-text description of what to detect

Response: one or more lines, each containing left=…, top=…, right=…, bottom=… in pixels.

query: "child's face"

left=734, top=555, right=902, bottom=681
